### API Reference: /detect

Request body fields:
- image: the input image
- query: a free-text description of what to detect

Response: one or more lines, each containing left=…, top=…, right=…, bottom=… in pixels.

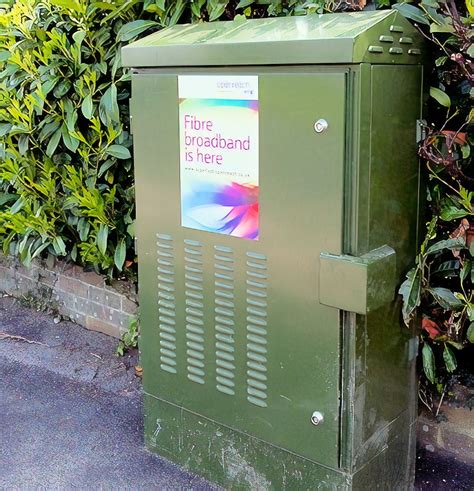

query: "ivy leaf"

left=114, top=238, right=126, bottom=271
left=430, top=86, right=451, bottom=108
left=443, top=344, right=457, bottom=373
left=422, top=343, right=436, bottom=384
left=117, top=20, right=158, bottom=42
left=105, top=144, right=131, bottom=159
left=96, top=224, right=109, bottom=255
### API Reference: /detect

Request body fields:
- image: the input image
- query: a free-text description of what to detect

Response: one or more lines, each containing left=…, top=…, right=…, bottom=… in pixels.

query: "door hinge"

left=416, top=119, right=427, bottom=144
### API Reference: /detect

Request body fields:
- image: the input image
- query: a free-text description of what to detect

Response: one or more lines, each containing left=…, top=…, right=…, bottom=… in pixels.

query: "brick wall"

left=0, top=254, right=138, bottom=338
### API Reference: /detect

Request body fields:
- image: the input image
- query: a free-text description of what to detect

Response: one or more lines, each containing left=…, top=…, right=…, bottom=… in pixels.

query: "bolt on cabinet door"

left=133, top=70, right=346, bottom=467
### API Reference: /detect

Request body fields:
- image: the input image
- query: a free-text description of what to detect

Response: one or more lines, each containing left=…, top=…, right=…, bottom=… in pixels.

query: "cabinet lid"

left=122, top=10, right=423, bottom=68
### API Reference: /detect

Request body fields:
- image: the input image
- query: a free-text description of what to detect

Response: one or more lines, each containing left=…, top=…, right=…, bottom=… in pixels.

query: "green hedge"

left=396, top=0, right=473, bottom=387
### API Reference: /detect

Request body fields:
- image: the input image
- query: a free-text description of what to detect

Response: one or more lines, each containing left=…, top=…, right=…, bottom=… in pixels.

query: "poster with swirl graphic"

left=178, top=75, right=259, bottom=240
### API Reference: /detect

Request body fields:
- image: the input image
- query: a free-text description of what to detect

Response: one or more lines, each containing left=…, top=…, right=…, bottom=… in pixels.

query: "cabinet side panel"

left=351, top=64, right=422, bottom=473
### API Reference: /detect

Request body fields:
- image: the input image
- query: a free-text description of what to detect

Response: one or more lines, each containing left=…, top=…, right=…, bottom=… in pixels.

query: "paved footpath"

left=0, top=296, right=473, bottom=489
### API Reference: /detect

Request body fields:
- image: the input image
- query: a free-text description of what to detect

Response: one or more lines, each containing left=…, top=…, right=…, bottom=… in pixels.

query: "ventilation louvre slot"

left=214, top=245, right=236, bottom=396
left=184, top=239, right=206, bottom=384
left=246, top=252, right=268, bottom=408
left=156, top=234, right=177, bottom=374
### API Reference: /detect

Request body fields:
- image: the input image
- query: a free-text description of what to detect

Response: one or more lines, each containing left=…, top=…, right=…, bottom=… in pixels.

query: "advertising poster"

left=178, top=75, right=259, bottom=240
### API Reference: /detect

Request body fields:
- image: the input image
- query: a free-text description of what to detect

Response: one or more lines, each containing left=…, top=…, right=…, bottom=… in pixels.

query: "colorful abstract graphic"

left=179, top=75, right=259, bottom=240
left=182, top=182, right=259, bottom=240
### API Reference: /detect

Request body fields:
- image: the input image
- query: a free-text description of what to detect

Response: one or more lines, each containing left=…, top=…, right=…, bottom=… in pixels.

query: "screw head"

left=314, top=119, right=328, bottom=133
left=311, top=411, right=324, bottom=426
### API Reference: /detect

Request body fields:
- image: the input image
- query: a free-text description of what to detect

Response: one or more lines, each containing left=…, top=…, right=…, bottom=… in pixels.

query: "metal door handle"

left=319, top=245, right=396, bottom=315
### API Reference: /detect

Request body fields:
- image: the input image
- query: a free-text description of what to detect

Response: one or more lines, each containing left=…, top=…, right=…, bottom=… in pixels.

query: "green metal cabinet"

left=123, top=10, right=423, bottom=489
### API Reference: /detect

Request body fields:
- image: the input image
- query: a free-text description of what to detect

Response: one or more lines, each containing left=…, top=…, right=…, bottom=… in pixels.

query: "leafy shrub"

left=397, top=0, right=473, bottom=387
left=0, top=0, right=149, bottom=277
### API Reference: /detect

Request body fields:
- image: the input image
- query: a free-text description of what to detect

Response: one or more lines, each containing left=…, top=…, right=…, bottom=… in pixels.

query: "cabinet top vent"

left=122, top=10, right=423, bottom=68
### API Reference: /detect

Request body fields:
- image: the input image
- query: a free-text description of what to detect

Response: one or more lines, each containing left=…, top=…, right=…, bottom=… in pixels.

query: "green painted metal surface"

left=125, top=11, right=423, bottom=489
left=320, top=245, right=396, bottom=315
left=133, top=69, right=346, bottom=467
left=122, top=10, right=424, bottom=67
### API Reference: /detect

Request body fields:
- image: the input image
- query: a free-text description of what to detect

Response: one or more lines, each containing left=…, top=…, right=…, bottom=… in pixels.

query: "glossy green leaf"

left=392, top=3, right=430, bottom=25
left=81, top=94, right=94, bottom=119
left=430, top=24, right=455, bottom=34
left=96, top=224, right=109, bottom=255
left=10, top=196, right=25, bottom=214
left=117, top=20, right=159, bottom=42
left=430, top=86, right=451, bottom=108
left=46, top=128, right=62, bottom=157
left=440, top=206, right=467, bottom=221
left=52, top=236, right=67, bottom=256
left=99, top=84, right=119, bottom=126
left=236, top=0, right=254, bottom=8
left=443, top=344, right=457, bottom=373
left=18, top=134, right=29, bottom=156
left=106, top=144, right=131, bottom=159
left=73, top=30, right=87, bottom=45
left=209, top=1, right=228, bottom=21
left=98, top=159, right=116, bottom=177
left=426, top=237, right=465, bottom=254
left=422, top=343, right=436, bottom=384
left=399, top=267, right=422, bottom=325
left=114, top=238, right=126, bottom=271
left=0, top=123, right=12, bottom=136
left=53, top=79, right=72, bottom=98
left=61, top=124, right=80, bottom=152
left=49, top=0, right=84, bottom=14
left=429, top=287, right=464, bottom=310
left=467, top=323, right=474, bottom=343
left=0, top=193, right=17, bottom=207
left=460, top=260, right=471, bottom=284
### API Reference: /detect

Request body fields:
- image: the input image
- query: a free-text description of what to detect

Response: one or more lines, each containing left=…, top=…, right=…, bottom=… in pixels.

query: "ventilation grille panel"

left=214, top=245, right=236, bottom=396
left=184, top=239, right=206, bottom=385
left=245, top=251, right=269, bottom=408
left=156, top=233, right=177, bottom=374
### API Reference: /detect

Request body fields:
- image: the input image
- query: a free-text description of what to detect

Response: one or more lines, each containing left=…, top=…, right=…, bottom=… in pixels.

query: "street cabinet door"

left=131, top=70, right=346, bottom=467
